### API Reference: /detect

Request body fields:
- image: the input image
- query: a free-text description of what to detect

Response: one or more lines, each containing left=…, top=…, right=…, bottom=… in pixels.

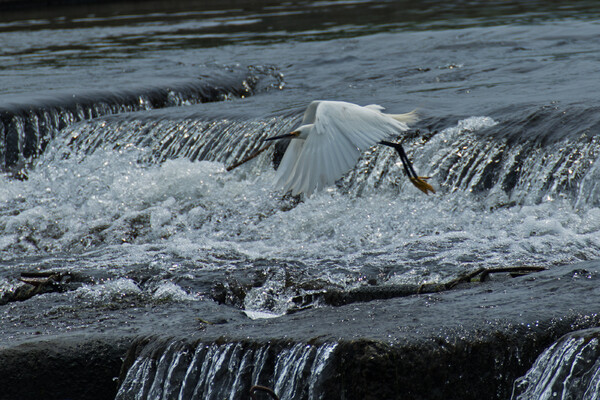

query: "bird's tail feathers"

left=387, top=110, right=419, bottom=125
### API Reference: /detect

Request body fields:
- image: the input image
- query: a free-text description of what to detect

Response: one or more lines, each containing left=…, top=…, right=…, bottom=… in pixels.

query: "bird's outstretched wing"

left=301, top=100, right=321, bottom=124
left=276, top=101, right=410, bottom=196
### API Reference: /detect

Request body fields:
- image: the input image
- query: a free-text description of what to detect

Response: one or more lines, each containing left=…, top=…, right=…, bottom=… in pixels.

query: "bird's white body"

left=274, top=100, right=417, bottom=196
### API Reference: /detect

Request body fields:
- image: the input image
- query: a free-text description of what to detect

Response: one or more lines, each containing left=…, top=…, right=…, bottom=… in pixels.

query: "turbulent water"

left=2, top=1, right=600, bottom=318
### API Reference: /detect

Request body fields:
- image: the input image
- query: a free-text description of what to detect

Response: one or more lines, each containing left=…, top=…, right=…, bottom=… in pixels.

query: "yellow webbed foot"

left=409, top=176, right=436, bottom=195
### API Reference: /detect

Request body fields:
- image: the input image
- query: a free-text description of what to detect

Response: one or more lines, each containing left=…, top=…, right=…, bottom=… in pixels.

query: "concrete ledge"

left=1, top=261, right=599, bottom=399
left=0, top=335, right=133, bottom=400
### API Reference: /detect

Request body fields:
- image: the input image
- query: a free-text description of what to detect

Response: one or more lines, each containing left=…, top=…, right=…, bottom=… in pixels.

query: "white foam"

left=75, top=278, right=142, bottom=303
left=2, top=117, right=600, bottom=313
left=152, top=281, right=197, bottom=301
left=243, top=310, right=282, bottom=320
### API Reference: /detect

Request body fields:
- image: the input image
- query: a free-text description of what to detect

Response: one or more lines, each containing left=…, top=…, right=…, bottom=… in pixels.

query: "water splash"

left=3, top=112, right=600, bottom=315
left=115, top=339, right=338, bottom=400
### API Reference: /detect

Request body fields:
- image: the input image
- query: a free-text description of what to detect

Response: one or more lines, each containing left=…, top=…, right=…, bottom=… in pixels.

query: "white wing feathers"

left=301, top=100, right=321, bottom=124
left=274, top=101, right=412, bottom=196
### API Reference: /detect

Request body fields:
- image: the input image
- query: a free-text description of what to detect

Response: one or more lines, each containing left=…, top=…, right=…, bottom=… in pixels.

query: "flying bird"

left=264, top=100, right=434, bottom=196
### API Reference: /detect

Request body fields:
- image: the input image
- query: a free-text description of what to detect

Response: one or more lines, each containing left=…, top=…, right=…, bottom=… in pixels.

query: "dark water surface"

left=1, top=0, right=600, bottom=335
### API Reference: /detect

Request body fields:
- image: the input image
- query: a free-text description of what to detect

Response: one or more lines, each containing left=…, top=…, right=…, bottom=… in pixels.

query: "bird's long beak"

left=263, top=131, right=300, bottom=142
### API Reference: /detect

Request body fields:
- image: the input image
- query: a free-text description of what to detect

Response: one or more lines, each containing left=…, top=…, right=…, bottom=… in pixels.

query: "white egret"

left=264, top=100, right=434, bottom=196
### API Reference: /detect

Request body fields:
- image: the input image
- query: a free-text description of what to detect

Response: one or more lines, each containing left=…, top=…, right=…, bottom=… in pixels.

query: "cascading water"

left=3, top=105, right=600, bottom=317
left=0, top=64, right=284, bottom=171
left=115, top=339, right=338, bottom=400
left=39, top=111, right=299, bottom=169
left=512, top=329, right=600, bottom=400
left=45, top=103, right=600, bottom=209
left=344, top=109, right=600, bottom=207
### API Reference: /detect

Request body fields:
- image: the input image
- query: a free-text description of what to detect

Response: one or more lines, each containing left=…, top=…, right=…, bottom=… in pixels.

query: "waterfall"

left=32, top=110, right=600, bottom=208
left=115, top=338, right=338, bottom=400
left=512, top=329, right=600, bottom=400
left=39, top=113, right=299, bottom=172
left=4, top=85, right=599, bottom=208
left=0, top=64, right=284, bottom=171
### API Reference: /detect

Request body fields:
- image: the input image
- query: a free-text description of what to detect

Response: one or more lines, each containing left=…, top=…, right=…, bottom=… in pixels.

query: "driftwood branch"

left=442, top=265, right=547, bottom=290
left=289, top=266, right=547, bottom=310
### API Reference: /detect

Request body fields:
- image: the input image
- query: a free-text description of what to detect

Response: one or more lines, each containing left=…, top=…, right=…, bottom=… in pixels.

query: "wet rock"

left=299, top=266, right=546, bottom=308
left=0, top=271, right=76, bottom=305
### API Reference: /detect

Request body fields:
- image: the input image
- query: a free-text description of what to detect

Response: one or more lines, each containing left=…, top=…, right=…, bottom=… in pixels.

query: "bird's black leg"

left=379, top=140, right=418, bottom=179
left=379, top=140, right=435, bottom=195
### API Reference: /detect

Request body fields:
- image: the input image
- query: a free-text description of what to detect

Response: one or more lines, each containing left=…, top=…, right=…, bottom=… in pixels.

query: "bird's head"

left=263, top=124, right=312, bottom=142
left=294, top=124, right=313, bottom=139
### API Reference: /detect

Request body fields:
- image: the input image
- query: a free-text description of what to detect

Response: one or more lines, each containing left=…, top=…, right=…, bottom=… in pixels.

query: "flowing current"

left=2, top=4, right=600, bottom=398
left=3, top=8, right=600, bottom=316
left=3, top=104, right=600, bottom=315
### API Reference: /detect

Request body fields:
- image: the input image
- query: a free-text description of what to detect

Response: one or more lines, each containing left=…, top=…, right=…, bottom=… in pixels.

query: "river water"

left=1, top=0, right=600, bottom=347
